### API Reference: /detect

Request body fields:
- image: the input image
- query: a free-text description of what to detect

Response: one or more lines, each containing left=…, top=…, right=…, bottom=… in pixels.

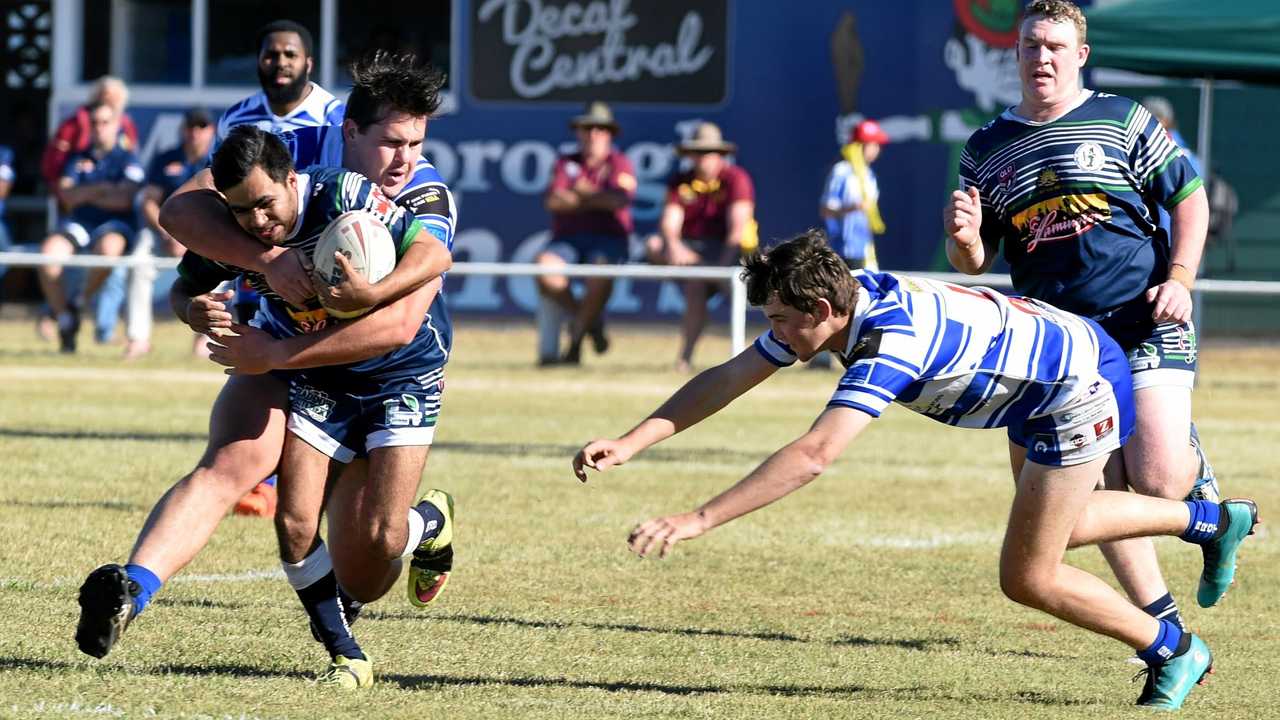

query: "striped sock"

left=1141, top=592, right=1186, bottom=632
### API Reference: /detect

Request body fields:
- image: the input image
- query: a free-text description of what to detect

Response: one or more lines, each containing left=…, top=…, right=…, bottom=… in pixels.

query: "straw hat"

left=569, top=101, right=620, bottom=134
left=677, top=122, right=737, bottom=154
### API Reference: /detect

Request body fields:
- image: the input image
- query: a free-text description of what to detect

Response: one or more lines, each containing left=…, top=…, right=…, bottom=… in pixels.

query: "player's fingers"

left=968, top=186, right=981, bottom=203
left=333, top=251, right=356, bottom=275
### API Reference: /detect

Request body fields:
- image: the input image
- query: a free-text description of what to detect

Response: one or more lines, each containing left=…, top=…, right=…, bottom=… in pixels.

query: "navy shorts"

left=545, top=233, right=628, bottom=264
left=287, top=366, right=445, bottom=463
left=1127, top=321, right=1198, bottom=391
left=58, top=219, right=136, bottom=251
left=1008, top=322, right=1136, bottom=467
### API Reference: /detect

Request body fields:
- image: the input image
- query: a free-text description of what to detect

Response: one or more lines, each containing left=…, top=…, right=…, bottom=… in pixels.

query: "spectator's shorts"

left=1127, top=321, right=1198, bottom=391
left=545, top=233, right=628, bottom=265
left=1008, top=322, right=1135, bottom=467
left=684, top=237, right=736, bottom=266
left=58, top=219, right=136, bottom=251
left=286, top=366, right=445, bottom=463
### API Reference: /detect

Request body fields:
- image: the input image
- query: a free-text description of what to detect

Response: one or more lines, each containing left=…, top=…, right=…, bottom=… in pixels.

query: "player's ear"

left=813, top=298, right=834, bottom=323
left=343, top=118, right=358, bottom=142
left=305, top=56, right=314, bottom=77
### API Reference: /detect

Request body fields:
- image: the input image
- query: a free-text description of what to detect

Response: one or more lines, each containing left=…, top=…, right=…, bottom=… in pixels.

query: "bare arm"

left=573, top=348, right=779, bottom=480
left=160, top=168, right=313, bottom=306
left=318, top=233, right=453, bottom=313
left=0, top=179, right=11, bottom=202
left=944, top=187, right=998, bottom=275
left=1148, top=185, right=1209, bottom=322
left=627, top=406, right=875, bottom=558
left=208, top=278, right=442, bottom=374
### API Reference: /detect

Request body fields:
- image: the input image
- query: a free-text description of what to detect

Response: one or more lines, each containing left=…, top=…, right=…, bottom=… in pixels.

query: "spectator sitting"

left=645, top=122, right=756, bottom=372
left=41, top=76, right=138, bottom=209
left=124, top=107, right=216, bottom=360
left=0, top=145, right=13, bottom=286
left=536, top=101, right=637, bottom=366
left=36, top=101, right=144, bottom=353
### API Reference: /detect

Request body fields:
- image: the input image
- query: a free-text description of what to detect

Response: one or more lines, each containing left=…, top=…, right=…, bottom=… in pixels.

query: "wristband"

left=1169, top=262, right=1195, bottom=291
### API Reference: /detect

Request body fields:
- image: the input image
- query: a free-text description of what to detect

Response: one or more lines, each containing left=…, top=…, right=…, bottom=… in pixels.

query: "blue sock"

left=1141, top=592, right=1185, bottom=632
left=1138, top=619, right=1187, bottom=666
left=1180, top=500, right=1223, bottom=544
left=123, top=563, right=162, bottom=616
left=412, top=500, right=446, bottom=545
left=296, top=571, right=365, bottom=661
left=261, top=475, right=277, bottom=488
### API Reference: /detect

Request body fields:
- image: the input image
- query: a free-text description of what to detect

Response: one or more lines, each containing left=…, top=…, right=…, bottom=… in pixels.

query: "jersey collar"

left=835, top=284, right=874, bottom=368
left=284, top=172, right=310, bottom=241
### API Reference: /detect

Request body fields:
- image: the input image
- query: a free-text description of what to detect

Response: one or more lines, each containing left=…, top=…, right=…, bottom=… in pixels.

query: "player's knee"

left=363, top=521, right=406, bottom=562
left=273, top=511, right=318, bottom=561
left=1127, top=461, right=1193, bottom=500
left=999, top=565, right=1053, bottom=609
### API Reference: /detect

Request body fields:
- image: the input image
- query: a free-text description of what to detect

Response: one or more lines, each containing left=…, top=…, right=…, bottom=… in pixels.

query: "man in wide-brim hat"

left=537, top=100, right=637, bottom=366
left=646, top=121, right=756, bottom=372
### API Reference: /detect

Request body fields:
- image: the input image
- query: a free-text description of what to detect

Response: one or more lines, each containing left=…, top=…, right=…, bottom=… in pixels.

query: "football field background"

left=0, top=318, right=1276, bottom=720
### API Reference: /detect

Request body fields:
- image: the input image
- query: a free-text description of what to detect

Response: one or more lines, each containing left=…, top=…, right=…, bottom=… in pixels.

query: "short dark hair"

left=344, top=50, right=446, bottom=130
left=742, top=229, right=858, bottom=316
left=211, top=126, right=295, bottom=192
left=256, top=19, right=314, bottom=57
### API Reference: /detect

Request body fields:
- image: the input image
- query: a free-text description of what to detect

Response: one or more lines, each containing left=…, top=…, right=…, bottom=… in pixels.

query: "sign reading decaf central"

left=471, top=0, right=729, bottom=104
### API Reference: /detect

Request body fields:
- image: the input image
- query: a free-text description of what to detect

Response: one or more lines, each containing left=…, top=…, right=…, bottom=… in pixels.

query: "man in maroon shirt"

left=537, top=101, right=637, bottom=365
left=41, top=76, right=138, bottom=205
left=646, top=122, right=756, bottom=372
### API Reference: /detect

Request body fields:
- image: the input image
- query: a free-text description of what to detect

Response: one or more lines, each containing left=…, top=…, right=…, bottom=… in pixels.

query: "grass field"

left=0, top=318, right=1276, bottom=720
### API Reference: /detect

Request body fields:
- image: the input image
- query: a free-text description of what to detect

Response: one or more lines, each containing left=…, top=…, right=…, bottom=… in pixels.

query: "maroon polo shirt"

left=547, top=148, right=636, bottom=238
left=666, top=164, right=754, bottom=241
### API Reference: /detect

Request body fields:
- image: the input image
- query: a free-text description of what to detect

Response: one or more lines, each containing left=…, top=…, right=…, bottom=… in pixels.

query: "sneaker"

left=233, top=480, right=278, bottom=517
left=561, top=341, right=582, bottom=365
left=57, top=304, right=81, bottom=354
left=1197, top=499, right=1260, bottom=608
left=407, top=489, right=454, bottom=608
left=317, top=654, right=373, bottom=689
left=1186, top=424, right=1221, bottom=503
left=1135, top=634, right=1213, bottom=710
left=75, top=564, right=137, bottom=659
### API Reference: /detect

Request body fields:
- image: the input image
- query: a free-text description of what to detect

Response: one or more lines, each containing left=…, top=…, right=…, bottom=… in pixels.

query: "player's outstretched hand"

left=264, top=247, right=316, bottom=308
left=186, top=290, right=234, bottom=334
left=1146, top=279, right=1193, bottom=324
left=206, top=323, right=282, bottom=375
left=317, top=251, right=377, bottom=313
left=573, top=439, right=636, bottom=482
left=945, top=186, right=982, bottom=249
left=628, top=512, right=708, bottom=558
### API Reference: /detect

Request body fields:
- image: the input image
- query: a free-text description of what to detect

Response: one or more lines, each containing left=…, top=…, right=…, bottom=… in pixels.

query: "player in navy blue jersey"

left=573, top=231, right=1258, bottom=711
left=75, top=54, right=453, bottom=689
left=945, top=1, right=1219, bottom=663
left=37, top=100, right=145, bottom=353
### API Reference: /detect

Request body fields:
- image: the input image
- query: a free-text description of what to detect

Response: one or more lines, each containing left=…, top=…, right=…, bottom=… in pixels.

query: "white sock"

left=281, top=542, right=334, bottom=590
left=401, top=507, right=426, bottom=558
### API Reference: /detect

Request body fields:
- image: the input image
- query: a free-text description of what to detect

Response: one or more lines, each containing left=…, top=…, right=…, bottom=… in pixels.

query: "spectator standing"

left=36, top=101, right=144, bottom=353
left=1141, top=96, right=1201, bottom=175
left=536, top=101, right=637, bottom=365
left=124, top=108, right=216, bottom=359
left=646, top=122, right=756, bottom=372
left=0, top=145, right=13, bottom=284
left=820, top=119, right=889, bottom=270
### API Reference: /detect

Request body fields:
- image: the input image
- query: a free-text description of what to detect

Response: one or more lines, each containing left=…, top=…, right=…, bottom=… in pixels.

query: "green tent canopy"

left=1087, top=0, right=1280, bottom=84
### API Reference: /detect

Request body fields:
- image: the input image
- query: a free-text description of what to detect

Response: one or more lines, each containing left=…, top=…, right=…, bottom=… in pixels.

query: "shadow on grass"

left=833, top=635, right=962, bottom=652
left=0, top=427, right=205, bottom=443
left=365, top=609, right=807, bottom=643
left=0, top=498, right=145, bottom=512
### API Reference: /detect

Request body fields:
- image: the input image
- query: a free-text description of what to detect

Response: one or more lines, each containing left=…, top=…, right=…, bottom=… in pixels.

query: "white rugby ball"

left=312, top=210, right=397, bottom=319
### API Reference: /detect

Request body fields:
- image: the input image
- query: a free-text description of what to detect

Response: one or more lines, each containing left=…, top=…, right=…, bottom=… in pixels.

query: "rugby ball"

left=312, top=210, right=397, bottom=319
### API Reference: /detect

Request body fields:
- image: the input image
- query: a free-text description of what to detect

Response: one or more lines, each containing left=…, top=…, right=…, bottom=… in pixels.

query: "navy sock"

left=412, top=500, right=446, bottom=546
left=123, top=563, right=162, bottom=616
left=1137, top=619, right=1187, bottom=666
left=1181, top=500, right=1223, bottom=544
left=1141, top=592, right=1186, bottom=632
left=296, top=571, right=365, bottom=661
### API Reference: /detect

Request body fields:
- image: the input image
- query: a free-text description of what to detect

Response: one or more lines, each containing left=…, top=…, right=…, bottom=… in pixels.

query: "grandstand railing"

left=3, top=252, right=1278, bottom=358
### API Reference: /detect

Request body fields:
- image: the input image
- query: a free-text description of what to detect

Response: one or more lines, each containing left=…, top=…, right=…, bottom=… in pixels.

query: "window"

left=81, top=0, right=192, bottom=84
left=206, top=0, right=320, bottom=86
left=334, top=0, right=451, bottom=87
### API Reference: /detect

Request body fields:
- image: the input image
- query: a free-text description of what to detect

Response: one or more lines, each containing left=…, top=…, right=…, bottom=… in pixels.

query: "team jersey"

left=177, top=166, right=447, bottom=380
left=754, top=271, right=1113, bottom=430
left=282, top=125, right=457, bottom=250
left=61, top=145, right=146, bottom=230
left=216, top=83, right=345, bottom=141
left=145, top=146, right=211, bottom=202
left=821, top=159, right=878, bottom=260
left=958, top=91, right=1202, bottom=321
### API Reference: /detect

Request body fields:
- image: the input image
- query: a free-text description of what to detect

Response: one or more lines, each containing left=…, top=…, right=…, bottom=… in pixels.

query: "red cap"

left=852, top=119, right=889, bottom=145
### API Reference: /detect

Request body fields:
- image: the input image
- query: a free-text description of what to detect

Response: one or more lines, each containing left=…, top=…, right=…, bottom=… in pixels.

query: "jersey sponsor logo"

left=1069, top=432, right=1089, bottom=449
left=399, top=183, right=451, bottom=219
left=285, top=306, right=331, bottom=334
left=384, top=394, right=424, bottom=427
left=1073, top=142, right=1106, bottom=172
left=1093, top=416, right=1115, bottom=440
left=1011, top=193, right=1112, bottom=251
left=1036, top=167, right=1059, bottom=188
left=1032, top=433, right=1057, bottom=455
left=295, top=385, right=336, bottom=422
left=997, top=162, right=1016, bottom=190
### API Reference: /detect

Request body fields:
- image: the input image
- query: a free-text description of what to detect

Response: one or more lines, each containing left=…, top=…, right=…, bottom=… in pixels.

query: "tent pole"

left=1192, top=77, right=1214, bottom=335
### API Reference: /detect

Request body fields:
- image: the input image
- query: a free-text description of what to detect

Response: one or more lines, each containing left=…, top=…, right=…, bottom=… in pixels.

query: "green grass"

left=0, top=319, right=1276, bottom=719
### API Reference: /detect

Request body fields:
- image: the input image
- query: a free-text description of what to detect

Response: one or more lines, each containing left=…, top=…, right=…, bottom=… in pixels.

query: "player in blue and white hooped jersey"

left=76, top=54, right=453, bottom=687
left=945, top=2, right=1221, bottom=684
left=215, top=20, right=345, bottom=143
left=574, top=231, right=1257, bottom=711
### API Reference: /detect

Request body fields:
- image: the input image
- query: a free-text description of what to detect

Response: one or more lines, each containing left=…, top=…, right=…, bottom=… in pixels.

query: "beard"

left=258, top=67, right=310, bottom=107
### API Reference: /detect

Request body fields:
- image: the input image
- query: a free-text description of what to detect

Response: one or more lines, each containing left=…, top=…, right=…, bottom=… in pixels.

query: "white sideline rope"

left=3, top=252, right=1278, bottom=358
